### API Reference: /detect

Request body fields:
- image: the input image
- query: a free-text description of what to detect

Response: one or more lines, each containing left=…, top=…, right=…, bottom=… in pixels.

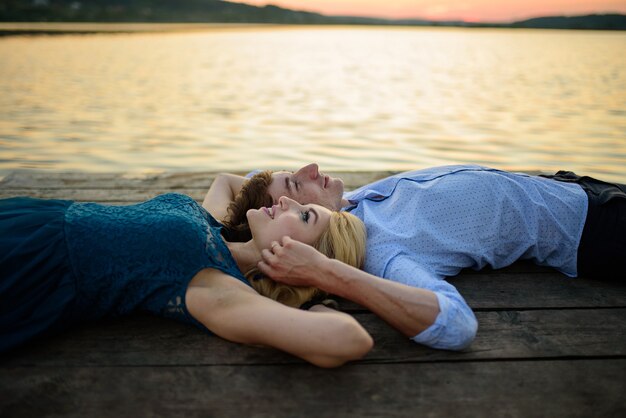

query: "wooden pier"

left=1, top=171, right=625, bottom=417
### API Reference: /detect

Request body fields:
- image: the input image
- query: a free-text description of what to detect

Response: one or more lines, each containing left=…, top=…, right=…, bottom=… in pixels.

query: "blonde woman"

left=0, top=190, right=370, bottom=368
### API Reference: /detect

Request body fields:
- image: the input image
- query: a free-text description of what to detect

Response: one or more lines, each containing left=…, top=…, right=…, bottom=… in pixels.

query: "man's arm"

left=202, top=173, right=247, bottom=222
left=258, top=237, right=477, bottom=350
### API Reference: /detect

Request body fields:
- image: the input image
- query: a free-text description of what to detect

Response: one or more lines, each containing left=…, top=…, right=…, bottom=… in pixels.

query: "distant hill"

left=512, top=14, right=626, bottom=30
left=0, top=0, right=339, bottom=24
left=0, top=0, right=625, bottom=30
left=0, top=0, right=395, bottom=24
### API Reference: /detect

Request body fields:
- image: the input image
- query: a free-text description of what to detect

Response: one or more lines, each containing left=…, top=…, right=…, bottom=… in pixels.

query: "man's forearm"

left=259, top=237, right=476, bottom=349
left=202, top=173, right=247, bottom=221
left=316, top=259, right=440, bottom=338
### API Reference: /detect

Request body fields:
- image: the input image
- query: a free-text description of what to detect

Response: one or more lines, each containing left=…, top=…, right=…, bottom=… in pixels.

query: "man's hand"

left=259, top=236, right=447, bottom=345
left=258, top=236, right=328, bottom=287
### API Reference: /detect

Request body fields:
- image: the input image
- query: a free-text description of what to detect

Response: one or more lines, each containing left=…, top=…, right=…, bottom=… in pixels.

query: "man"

left=206, top=163, right=625, bottom=350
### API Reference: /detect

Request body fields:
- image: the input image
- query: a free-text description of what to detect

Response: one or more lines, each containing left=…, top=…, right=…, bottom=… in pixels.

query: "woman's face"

left=247, top=196, right=332, bottom=250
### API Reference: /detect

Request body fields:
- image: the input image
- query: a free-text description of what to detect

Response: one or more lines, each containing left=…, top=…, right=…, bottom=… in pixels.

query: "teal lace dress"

left=0, top=193, right=251, bottom=352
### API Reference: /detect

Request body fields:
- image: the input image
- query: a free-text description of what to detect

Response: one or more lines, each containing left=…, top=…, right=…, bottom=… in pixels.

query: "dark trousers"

left=543, top=171, right=626, bottom=280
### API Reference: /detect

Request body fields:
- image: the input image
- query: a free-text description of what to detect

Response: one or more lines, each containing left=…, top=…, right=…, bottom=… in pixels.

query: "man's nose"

left=298, top=163, right=319, bottom=179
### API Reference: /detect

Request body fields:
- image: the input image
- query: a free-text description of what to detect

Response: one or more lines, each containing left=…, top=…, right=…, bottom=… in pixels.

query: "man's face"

left=267, top=163, right=344, bottom=211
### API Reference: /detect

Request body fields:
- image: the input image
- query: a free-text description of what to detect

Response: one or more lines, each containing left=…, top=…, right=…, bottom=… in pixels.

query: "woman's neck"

left=225, top=240, right=262, bottom=274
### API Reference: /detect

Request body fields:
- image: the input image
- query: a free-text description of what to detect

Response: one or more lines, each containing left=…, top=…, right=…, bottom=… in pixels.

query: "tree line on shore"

left=1, top=0, right=625, bottom=30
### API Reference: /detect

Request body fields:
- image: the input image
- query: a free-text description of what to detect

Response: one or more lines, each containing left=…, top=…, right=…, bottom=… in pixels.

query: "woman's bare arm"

left=202, top=173, right=247, bottom=222
left=186, top=269, right=373, bottom=368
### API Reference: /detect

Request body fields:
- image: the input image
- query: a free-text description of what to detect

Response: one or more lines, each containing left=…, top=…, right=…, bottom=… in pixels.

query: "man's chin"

left=333, top=182, right=345, bottom=210
left=331, top=194, right=345, bottom=211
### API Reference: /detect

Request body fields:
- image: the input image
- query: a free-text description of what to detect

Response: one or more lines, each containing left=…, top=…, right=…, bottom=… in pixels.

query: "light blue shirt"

left=344, top=165, right=588, bottom=350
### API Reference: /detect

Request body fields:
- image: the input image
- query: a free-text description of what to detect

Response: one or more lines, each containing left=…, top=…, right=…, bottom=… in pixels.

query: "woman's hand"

left=257, top=236, right=329, bottom=288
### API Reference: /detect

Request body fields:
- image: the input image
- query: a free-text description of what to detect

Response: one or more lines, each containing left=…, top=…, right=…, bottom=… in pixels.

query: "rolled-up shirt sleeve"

left=383, top=254, right=478, bottom=350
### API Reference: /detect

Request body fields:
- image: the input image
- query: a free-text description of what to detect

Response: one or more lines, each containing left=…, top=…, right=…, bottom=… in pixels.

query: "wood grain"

left=1, top=170, right=624, bottom=417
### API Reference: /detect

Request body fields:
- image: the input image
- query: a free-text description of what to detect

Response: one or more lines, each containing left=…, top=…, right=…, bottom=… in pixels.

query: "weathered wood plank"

left=0, top=172, right=217, bottom=189
left=3, top=308, right=625, bottom=367
left=0, top=171, right=396, bottom=190
left=0, top=169, right=622, bottom=417
left=1, top=360, right=623, bottom=418
left=337, top=270, right=626, bottom=312
left=0, top=188, right=206, bottom=202
left=0, top=171, right=394, bottom=200
left=459, top=260, right=556, bottom=274
left=449, top=272, right=626, bottom=309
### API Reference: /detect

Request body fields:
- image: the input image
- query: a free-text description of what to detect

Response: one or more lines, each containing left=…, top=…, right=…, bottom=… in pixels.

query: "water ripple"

left=0, top=26, right=624, bottom=182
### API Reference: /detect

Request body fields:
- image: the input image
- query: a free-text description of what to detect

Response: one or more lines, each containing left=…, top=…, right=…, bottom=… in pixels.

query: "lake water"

left=1, top=25, right=625, bottom=182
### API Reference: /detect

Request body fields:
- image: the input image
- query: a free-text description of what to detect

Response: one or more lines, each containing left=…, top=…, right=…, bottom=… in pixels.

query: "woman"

left=0, top=191, right=371, bottom=367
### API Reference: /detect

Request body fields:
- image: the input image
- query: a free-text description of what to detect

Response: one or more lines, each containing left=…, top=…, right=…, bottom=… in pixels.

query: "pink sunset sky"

left=233, top=0, right=626, bottom=22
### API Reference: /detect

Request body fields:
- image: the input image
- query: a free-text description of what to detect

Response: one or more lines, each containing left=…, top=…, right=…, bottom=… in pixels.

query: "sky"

left=234, top=0, right=626, bottom=22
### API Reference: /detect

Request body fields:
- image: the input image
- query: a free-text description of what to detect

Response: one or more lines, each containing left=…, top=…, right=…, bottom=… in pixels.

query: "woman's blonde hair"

left=223, top=171, right=366, bottom=308
left=245, top=211, right=366, bottom=308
